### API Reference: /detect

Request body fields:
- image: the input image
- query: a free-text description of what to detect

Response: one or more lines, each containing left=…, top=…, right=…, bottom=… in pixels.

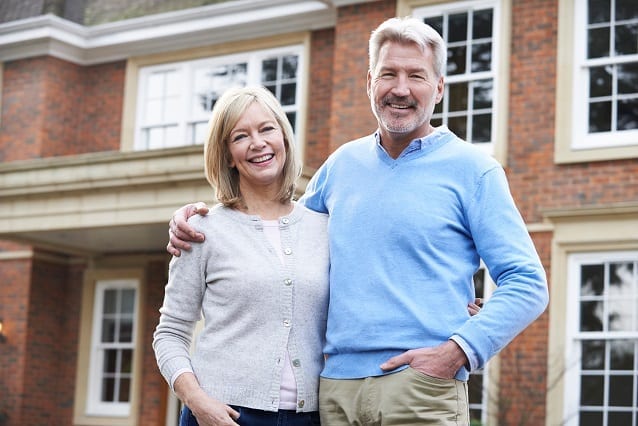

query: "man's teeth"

left=390, top=104, right=409, bottom=109
left=251, top=154, right=274, bottom=163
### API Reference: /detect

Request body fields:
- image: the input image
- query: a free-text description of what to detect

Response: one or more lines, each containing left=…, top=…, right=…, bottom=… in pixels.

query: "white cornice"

left=0, top=0, right=336, bottom=65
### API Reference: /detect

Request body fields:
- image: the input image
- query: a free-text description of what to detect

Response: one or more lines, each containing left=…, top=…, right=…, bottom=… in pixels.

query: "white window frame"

left=570, top=0, right=638, bottom=151
left=413, top=0, right=504, bottom=157
left=86, top=279, right=140, bottom=417
left=468, top=264, right=497, bottom=425
left=134, top=45, right=304, bottom=151
left=563, top=251, right=638, bottom=426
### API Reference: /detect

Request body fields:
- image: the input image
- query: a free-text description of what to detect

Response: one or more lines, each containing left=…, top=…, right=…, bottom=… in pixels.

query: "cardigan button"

left=284, top=248, right=292, bottom=255
left=298, top=400, right=305, bottom=408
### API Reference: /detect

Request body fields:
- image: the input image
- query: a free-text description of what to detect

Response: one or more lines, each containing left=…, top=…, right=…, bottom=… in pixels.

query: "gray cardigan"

left=153, top=202, right=329, bottom=412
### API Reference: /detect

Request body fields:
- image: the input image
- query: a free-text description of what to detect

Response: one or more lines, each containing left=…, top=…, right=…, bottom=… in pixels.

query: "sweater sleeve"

left=452, top=166, right=549, bottom=368
left=299, top=161, right=329, bottom=213
left=152, top=231, right=207, bottom=389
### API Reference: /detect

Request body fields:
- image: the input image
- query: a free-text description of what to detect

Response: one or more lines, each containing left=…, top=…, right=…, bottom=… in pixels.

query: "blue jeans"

left=179, top=405, right=320, bottom=426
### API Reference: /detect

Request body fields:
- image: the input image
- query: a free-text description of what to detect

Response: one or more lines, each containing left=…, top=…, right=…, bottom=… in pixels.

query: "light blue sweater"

left=300, top=126, right=549, bottom=381
left=153, top=203, right=329, bottom=411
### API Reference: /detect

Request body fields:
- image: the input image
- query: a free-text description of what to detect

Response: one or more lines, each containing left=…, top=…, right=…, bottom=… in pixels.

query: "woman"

left=153, top=86, right=328, bottom=426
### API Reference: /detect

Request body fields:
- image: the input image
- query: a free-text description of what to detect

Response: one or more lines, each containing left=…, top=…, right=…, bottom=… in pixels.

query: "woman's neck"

left=239, top=193, right=292, bottom=220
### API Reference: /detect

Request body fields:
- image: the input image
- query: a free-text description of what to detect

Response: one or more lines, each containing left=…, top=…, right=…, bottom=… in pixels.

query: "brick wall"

left=0, top=57, right=124, bottom=161
left=138, top=259, right=171, bottom=425
left=507, top=0, right=638, bottom=223
left=329, top=0, right=393, bottom=152
left=304, top=28, right=335, bottom=170
left=0, top=257, right=32, bottom=425
left=20, top=257, right=82, bottom=426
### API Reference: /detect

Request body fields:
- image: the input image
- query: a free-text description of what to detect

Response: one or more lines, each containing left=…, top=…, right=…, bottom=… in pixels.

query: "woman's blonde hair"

left=204, top=86, right=300, bottom=208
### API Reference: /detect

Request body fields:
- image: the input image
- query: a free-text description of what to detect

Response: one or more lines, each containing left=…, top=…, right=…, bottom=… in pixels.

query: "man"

left=167, top=16, right=549, bottom=425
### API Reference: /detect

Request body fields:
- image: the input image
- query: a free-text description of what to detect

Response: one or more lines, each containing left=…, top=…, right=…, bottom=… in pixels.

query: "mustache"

left=382, top=96, right=417, bottom=107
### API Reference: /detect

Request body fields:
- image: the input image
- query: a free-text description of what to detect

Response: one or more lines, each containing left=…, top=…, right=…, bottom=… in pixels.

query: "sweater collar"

left=374, top=125, right=452, bottom=160
left=215, top=201, right=304, bottom=227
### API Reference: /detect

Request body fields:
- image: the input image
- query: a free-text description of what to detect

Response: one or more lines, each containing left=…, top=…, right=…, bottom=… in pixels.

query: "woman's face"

left=227, top=101, right=287, bottom=193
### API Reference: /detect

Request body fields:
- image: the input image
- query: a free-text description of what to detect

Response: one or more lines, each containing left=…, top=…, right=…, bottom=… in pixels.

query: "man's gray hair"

left=369, top=16, right=447, bottom=78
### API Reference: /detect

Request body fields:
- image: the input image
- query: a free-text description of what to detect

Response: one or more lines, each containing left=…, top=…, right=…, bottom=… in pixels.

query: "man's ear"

left=366, top=70, right=372, bottom=98
left=435, top=76, right=445, bottom=103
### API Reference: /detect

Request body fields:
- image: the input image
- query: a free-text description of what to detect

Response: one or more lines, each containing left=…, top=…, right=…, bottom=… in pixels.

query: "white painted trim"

left=0, top=1, right=335, bottom=65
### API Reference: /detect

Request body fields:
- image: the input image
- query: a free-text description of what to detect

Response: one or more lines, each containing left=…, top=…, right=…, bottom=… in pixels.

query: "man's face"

left=367, top=41, right=444, bottom=144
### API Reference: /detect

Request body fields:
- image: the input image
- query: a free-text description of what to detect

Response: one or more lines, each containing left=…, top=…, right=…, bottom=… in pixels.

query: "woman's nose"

left=249, top=135, right=267, bottom=149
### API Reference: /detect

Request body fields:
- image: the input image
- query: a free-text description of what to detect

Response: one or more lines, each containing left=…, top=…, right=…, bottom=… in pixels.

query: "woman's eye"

left=261, top=126, right=277, bottom=134
left=231, top=134, right=247, bottom=143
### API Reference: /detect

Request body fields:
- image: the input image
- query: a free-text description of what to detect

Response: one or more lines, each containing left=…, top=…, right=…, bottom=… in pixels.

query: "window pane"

left=609, top=375, right=633, bottom=406
left=103, top=290, right=117, bottom=314
left=616, top=0, right=638, bottom=21
left=102, top=378, right=115, bottom=402
left=104, top=349, right=117, bottom=373
left=118, top=317, right=133, bottom=342
left=588, top=0, right=610, bottom=24
left=164, top=126, right=181, bottom=148
left=448, top=116, right=467, bottom=140
left=286, top=112, right=296, bottom=133
left=473, top=269, right=485, bottom=297
left=589, top=101, right=612, bottom=133
left=447, top=46, right=467, bottom=75
left=262, top=58, right=278, bottom=83
left=281, top=83, right=296, bottom=106
left=468, top=374, right=483, bottom=403
left=282, top=55, right=298, bottom=79
left=472, top=113, right=492, bottom=143
left=580, top=375, right=604, bottom=405
left=610, top=340, right=634, bottom=370
left=144, top=99, right=163, bottom=124
left=608, top=412, right=633, bottom=425
left=192, top=121, right=208, bottom=145
left=121, top=289, right=135, bottom=314
left=582, top=340, right=605, bottom=370
left=449, top=82, right=468, bottom=112
left=434, top=100, right=443, bottom=115
left=101, top=318, right=116, bottom=342
left=146, top=72, right=165, bottom=96
left=473, top=9, right=493, bottom=39
left=588, top=27, right=610, bottom=59
left=618, top=63, right=638, bottom=94
left=448, top=13, right=468, bottom=42
left=471, top=42, right=492, bottom=72
left=581, top=301, right=603, bottom=331
left=589, top=66, right=612, bottom=98
left=264, top=84, right=277, bottom=98
left=121, top=349, right=133, bottom=374
left=423, top=16, right=443, bottom=36
left=618, top=98, right=638, bottom=131
left=579, top=410, right=602, bottom=426
left=581, top=264, right=605, bottom=295
left=473, top=79, right=493, bottom=109
left=615, top=24, right=638, bottom=55
left=119, top=378, right=131, bottom=402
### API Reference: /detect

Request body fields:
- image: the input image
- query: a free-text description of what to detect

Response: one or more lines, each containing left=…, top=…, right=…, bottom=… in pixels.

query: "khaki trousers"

left=319, top=368, right=469, bottom=426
